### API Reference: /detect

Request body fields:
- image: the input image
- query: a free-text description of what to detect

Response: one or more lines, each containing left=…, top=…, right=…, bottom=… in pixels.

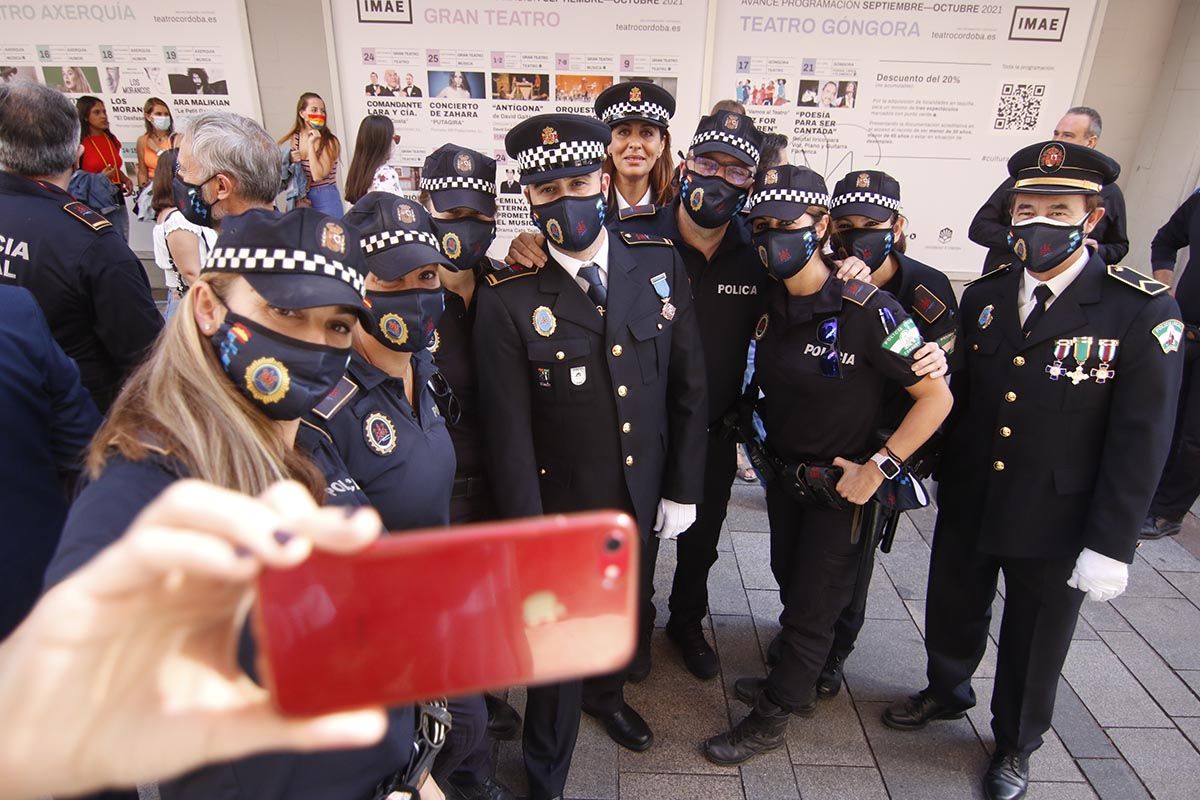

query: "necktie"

left=578, top=262, right=607, bottom=312
left=1022, top=283, right=1053, bottom=337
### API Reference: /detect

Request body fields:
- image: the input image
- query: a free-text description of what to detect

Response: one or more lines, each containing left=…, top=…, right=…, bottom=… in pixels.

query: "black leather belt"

left=452, top=475, right=487, bottom=500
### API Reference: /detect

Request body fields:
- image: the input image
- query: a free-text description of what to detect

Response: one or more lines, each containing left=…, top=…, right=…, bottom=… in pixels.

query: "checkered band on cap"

left=516, top=140, right=607, bottom=175
left=830, top=191, right=902, bottom=213
left=419, top=175, right=498, bottom=195
left=690, top=130, right=761, bottom=163
left=746, top=188, right=830, bottom=211
left=205, top=247, right=365, bottom=296
left=360, top=229, right=440, bottom=256
left=601, top=101, right=671, bottom=125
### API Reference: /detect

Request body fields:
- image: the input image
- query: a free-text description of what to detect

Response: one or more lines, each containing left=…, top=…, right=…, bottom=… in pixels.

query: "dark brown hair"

left=602, top=127, right=676, bottom=208
left=150, top=148, right=178, bottom=214
left=344, top=114, right=394, bottom=203
left=76, top=95, right=118, bottom=146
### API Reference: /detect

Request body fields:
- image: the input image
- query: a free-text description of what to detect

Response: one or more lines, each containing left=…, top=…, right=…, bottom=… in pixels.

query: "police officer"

left=45, top=208, right=444, bottom=800
left=312, top=191, right=512, bottom=800
left=970, top=107, right=1128, bottom=274
left=703, top=164, right=952, bottom=766
left=1141, top=189, right=1200, bottom=539
left=0, top=80, right=162, bottom=413
left=884, top=142, right=1183, bottom=800
left=593, top=80, right=677, bottom=216
left=809, top=169, right=959, bottom=695
left=0, top=285, right=101, bottom=640
left=474, top=113, right=707, bottom=795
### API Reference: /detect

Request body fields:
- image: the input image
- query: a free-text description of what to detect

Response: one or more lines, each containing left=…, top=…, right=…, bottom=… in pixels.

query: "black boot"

left=816, top=652, right=846, bottom=698
left=666, top=619, right=719, bottom=680
left=703, top=691, right=790, bottom=765
left=733, top=677, right=815, bottom=717
left=484, top=693, right=522, bottom=741
left=1141, top=514, right=1183, bottom=540
left=446, top=775, right=517, bottom=800
left=983, top=752, right=1030, bottom=800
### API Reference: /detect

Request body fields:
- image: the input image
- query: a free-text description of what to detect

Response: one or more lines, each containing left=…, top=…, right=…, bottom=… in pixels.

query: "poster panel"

left=329, top=0, right=710, bottom=244
left=710, top=1, right=1101, bottom=277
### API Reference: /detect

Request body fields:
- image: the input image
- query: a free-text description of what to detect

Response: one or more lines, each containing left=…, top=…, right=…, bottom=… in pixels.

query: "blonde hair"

left=87, top=273, right=325, bottom=498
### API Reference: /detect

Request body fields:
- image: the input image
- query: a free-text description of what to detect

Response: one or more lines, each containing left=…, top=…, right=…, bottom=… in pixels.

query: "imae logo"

left=1009, top=6, right=1070, bottom=42
left=358, top=0, right=413, bottom=24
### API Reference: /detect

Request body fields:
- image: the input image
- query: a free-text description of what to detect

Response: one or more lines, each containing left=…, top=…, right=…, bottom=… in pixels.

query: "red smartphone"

left=253, top=510, right=639, bottom=716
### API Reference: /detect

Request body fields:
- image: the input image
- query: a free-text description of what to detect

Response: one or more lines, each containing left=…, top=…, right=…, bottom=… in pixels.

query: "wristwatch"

left=870, top=451, right=902, bottom=480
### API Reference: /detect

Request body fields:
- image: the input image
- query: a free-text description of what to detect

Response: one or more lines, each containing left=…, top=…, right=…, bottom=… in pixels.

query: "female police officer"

left=703, top=165, right=952, bottom=765
left=44, top=208, right=442, bottom=800
left=593, top=80, right=677, bottom=215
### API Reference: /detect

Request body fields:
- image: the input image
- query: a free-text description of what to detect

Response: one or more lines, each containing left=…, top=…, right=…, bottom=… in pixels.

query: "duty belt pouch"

left=779, top=461, right=850, bottom=511
left=1185, top=323, right=1200, bottom=345
left=371, top=700, right=452, bottom=800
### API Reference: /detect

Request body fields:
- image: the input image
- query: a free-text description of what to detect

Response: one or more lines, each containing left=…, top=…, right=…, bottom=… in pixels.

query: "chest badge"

left=978, top=304, right=994, bottom=330
left=532, top=305, right=558, bottom=337
left=1046, top=339, right=1071, bottom=381
left=754, top=312, right=769, bottom=341
left=650, top=271, right=676, bottom=321
left=1092, top=339, right=1119, bottom=383
left=1066, top=336, right=1093, bottom=385
left=570, top=366, right=587, bottom=386
left=363, top=411, right=397, bottom=456
left=535, top=366, right=552, bottom=387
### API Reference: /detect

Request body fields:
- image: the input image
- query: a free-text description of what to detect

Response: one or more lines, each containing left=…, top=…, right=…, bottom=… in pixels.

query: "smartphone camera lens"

left=605, top=533, right=623, bottom=552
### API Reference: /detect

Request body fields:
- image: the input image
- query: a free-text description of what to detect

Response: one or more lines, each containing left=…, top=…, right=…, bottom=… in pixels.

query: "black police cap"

left=747, top=164, right=830, bottom=221
left=204, top=208, right=370, bottom=325
left=505, top=113, right=611, bottom=185
left=594, top=80, right=676, bottom=129
left=830, top=170, right=902, bottom=222
left=688, top=110, right=763, bottom=166
left=420, top=144, right=497, bottom=216
left=1007, top=140, right=1119, bottom=196
left=344, top=192, right=455, bottom=278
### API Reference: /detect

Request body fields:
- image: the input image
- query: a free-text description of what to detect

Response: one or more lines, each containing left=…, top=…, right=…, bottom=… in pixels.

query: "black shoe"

left=666, top=619, right=719, bottom=680
left=703, top=692, right=790, bottom=765
left=582, top=702, right=654, bottom=752
left=733, top=676, right=816, bottom=717
left=816, top=652, right=846, bottom=698
left=628, top=646, right=652, bottom=683
left=766, top=633, right=782, bottom=667
left=882, top=690, right=969, bottom=730
left=984, top=752, right=1029, bottom=800
left=1140, top=514, right=1183, bottom=540
left=484, top=693, right=522, bottom=741
left=447, top=775, right=516, bottom=800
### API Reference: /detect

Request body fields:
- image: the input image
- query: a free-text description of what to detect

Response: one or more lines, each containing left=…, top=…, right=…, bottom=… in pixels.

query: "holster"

left=371, top=700, right=453, bottom=800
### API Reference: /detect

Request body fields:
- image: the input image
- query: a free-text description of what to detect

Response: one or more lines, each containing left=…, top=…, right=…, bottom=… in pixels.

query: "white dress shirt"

left=548, top=228, right=610, bottom=295
left=1017, top=247, right=1089, bottom=325
left=615, top=186, right=653, bottom=210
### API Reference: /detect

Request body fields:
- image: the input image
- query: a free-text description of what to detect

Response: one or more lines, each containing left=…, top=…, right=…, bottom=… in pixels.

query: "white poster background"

left=710, top=1, right=1101, bottom=279
left=328, top=0, right=710, bottom=244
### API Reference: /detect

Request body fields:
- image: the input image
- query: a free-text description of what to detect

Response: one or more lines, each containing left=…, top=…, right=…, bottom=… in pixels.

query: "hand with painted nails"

left=0, top=480, right=385, bottom=800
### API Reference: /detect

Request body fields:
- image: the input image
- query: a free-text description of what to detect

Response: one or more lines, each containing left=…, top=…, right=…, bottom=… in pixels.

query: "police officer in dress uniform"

left=593, top=79, right=676, bottom=218
left=1141, top=190, right=1200, bottom=539
left=807, top=170, right=960, bottom=695
left=702, top=165, right=952, bottom=765
left=312, top=191, right=513, bottom=800
left=883, top=141, right=1184, bottom=800
left=474, top=113, right=708, bottom=797
left=0, top=80, right=162, bottom=413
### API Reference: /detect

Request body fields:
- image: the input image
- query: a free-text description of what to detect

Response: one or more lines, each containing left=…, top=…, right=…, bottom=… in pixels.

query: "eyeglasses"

left=817, top=317, right=842, bottom=379
left=687, top=155, right=755, bottom=189
left=428, top=371, right=461, bottom=425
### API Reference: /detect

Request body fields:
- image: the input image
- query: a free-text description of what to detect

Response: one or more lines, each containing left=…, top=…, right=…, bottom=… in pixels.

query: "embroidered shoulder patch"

left=1153, top=319, right=1184, bottom=354
left=1108, top=265, right=1169, bottom=296
left=881, top=316, right=924, bottom=357
left=841, top=279, right=878, bottom=307
left=911, top=284, right=947, bottom=324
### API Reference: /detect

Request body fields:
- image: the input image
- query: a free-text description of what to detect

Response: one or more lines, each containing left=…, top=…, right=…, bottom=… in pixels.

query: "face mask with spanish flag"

left=307, top=113, right=326, bottom=129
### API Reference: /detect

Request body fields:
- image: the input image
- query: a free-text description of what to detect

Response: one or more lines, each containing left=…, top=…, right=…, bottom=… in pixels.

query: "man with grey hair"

left=0, top=79, right=161, bottom=413
left=174, top=110, right=282, bottom=230
left=970, top=106, right=1129, bottom=273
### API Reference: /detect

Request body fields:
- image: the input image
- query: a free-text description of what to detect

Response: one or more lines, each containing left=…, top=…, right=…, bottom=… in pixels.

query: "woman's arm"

left=135, top=135, right=149, bottom=187
left=308, top=135, right=337, bottom=183
left=165, top=227, right=205, bottom=287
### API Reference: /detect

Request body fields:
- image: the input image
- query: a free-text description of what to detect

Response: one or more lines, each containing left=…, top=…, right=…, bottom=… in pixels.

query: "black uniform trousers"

left=924, top=513, right=1084, bottom=758
left=764, top=484, right=863, bottom=711
left=1150, top=337, right=1200, bottom=520
left=435, top=695, right=490, bottom=786
left=829, top=503, right=889, bottom=660
left=668, top=431, right=738, bottom=627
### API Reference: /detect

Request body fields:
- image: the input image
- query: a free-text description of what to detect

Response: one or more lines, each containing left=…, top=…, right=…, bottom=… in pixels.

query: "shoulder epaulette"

left=911, top=283, right=948, bottom=324
left=484, top=262, right=541, bottom=286
left=841, top=279, right=878, bottom=307
left=966, top=263, right=1011, bottom=286
left=62, top=201, right=112, bottom=231
left=311, top=376, right=359, bottom=421
left=485, top=256, right=507, bottom=271
left=620, top=231, right=674, bottom=247
left=1107, top=264, right=1170, bottom=296
left=618, top=204, right=658, bottom=221
left=298, top=418, right=333, bottom=443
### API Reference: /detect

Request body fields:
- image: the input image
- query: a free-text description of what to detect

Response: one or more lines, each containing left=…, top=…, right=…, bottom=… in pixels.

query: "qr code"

left=993, top=83, right=1045, bottom=131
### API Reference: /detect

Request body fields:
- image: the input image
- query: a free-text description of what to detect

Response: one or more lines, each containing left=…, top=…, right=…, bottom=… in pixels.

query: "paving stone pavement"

left=483, top=482, right=1200, bottom=800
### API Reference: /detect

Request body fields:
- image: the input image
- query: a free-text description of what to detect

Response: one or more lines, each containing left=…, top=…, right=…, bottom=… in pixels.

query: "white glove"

left=654, top=498, right=697, bottom=540
left=1067, top=547, right=1129, bottom=602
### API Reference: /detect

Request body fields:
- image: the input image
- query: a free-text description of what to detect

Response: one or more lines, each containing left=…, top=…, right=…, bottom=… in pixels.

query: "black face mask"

left=834, top=227, right=894, bottom=272
left=173, top=172, right=218, bottom=228
left=366, top=288, right=445, bottom=353
left=210, top=311, right=351, bottom=421
left=432, top=217, right=496, bottom=270
left=530, top=193, right=606, bottom=252
left=752, top=226, right=819, bottom=280
left=1007, top=216, right=1087, bottom=274
left=680, top=172, right=748, bottom=229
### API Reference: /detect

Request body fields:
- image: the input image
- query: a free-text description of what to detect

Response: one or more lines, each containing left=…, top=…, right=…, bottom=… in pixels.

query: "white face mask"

left=1011, top=214, right=1088, bottom=229
left=151, top=115, right=172, bottom=131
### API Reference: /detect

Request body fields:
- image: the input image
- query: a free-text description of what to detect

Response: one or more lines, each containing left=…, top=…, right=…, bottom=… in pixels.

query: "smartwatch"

left=871, top=451, right=902, bottom=480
